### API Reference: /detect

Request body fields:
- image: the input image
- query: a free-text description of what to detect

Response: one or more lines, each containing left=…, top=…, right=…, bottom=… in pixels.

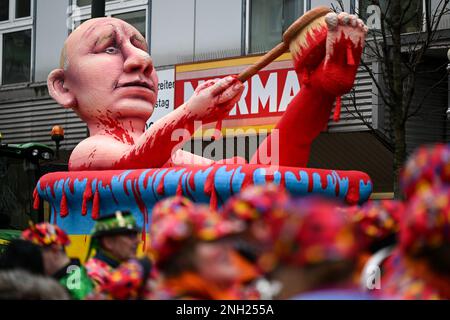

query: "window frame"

left=245, top=0, right=308, bottom=55
left=0, top=0, right=34, bottom=86
left=355, top=0, right=427, bottom=34
left=68, top=0, right=149, bottom=42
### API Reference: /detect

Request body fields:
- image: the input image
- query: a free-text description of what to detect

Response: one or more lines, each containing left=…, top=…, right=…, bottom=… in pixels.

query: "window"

left=70, top=1, right=149, bottom=41
left=309, top=0, right=351, bottom=12
left=0, top=0, right=9, bottom=21
left=76, top=0, right=115, bottom=7
left=0, top=0, right=33, bottom=85
left=2, top=30, right=31, bottom=84
left=249, top=0, right=304, bottom=54
left=358, top=0, right=423, bottom=33
left=113, top=10, right=146, bottom=38
left=15, top=0, right=30, bottom=18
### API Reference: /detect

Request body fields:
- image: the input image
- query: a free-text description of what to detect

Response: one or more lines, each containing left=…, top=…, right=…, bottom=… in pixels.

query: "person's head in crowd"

left=89, top=210, right=141, bottom=263
left=91, top=258, right=153, bottom=300
left=400, top=143, right=449, bottom=200
left=21, top=222, right=71, bottom=276
left=401, top=187, right=450, bottom=289
left=263, top=196, right=366, bottom=300
left=221, top=184, right=289, bottom=263
left=149, top=196, right=245, bottom=299
left=349, top=200, right=403, bottom=254
left=381, top=187, right=450, bottom=300
left=0, top=270, right=69, bottom=300
left=0, top=239, right=45, bottom=275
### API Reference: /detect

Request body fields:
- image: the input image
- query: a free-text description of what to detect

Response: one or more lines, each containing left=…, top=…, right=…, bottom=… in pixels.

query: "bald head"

left=59, top=17, right=147, bottom=69
left=48, top=16, right=156, bottom=125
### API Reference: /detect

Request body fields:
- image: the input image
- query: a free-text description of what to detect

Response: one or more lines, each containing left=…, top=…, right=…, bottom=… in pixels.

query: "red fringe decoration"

left=347, top=43, right=355, bottom=66
left=60, top=187, right=69, bottom=217
left=210, top=186, right=218, bottom=210
left=212, top=120, right=222, bottom=141
left=204, top=167, right=219, bottom=210
left=157, top=176, right=165, bottom=195
left=302, top=70, right=311, bottom=86
left=176, top=177, right=183, bottom=196
left=33, top=188, right=40, bottom=210
left=333, top=96, right=342, bottom=122
left=81, top=182, right=93, bottom=216
left=142, top=213, right=147, bottom=252
left=92, top=188, right=100, bottom=220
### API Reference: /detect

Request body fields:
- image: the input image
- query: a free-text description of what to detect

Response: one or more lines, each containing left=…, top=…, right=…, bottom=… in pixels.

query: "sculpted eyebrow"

left=84, top=24, right=97, bottom=38
left=131, top=34, right=148, bottom=50
left=95, top=30, right=116, bottom=47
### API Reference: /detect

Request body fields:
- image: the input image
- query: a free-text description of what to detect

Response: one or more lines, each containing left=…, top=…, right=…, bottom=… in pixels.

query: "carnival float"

left=33, top=7, right=372, bottom=249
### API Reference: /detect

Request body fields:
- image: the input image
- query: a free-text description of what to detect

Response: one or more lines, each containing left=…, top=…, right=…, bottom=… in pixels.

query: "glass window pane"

left=358, top=0, right=378, bottom=25
left=15, top=0, right=30, bottom=18
left=0, top=0, right=9, bottom=21
left=77, top=0, right=92, bottom=6
left=113, top=10, right=146, bottom=39
left=359, top=0, right=422, bottom=33
left=283, top=0, right=304, bottom=32
left=311, top=0, right=349, bottom=11
left=76, top=0, right=114, bottom=7
left=2, top=30, right=32, bottom=85
left=401, top=0, right=422, bottom=33
left=250, top=0, right=283, bottom=54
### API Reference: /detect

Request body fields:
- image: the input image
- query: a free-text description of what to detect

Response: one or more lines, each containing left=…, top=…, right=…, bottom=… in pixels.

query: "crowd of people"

left=0, top=143, right=448, bottom=300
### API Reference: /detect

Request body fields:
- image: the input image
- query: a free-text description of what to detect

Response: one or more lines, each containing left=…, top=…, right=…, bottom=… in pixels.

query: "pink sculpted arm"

left=69, top=76, right=243, bottom=171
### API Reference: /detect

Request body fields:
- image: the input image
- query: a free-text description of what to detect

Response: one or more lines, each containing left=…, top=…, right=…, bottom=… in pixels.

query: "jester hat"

left=91, top=210, right=141, bottom=239
left=22, top=222, right=70, bottom=247
left=267, top=197, right=360, bottom=268
left=400, top=187, right=450, bottom=256
left=150, top=196, right=244, bottom=265
left=87, top=210, right=141, bottom=259
left=96, top=258, right=152, bottom=300
left=349, top=199, right=403, bottom=250
left=221, top=184, right=289, bottom=223
left=400, top=143, right=450, bottom=200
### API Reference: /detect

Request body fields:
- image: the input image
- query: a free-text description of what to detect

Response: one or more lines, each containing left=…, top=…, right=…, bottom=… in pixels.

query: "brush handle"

left=237, top=42, right=288, bottom=82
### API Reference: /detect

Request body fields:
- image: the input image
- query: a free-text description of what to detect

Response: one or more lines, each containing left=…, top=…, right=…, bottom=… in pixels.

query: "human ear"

left=47, top=69, right=77, bottom=109
left=100, top=236, right=114, bottom=252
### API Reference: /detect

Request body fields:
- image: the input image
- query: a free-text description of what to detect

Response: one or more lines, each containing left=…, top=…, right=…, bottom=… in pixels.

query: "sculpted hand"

left=316, top=12, right=368, bottom=96
left=185, top=76, right=244, bottom=123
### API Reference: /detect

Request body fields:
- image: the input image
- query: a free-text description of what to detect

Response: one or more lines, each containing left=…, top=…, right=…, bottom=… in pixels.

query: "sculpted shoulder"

left=69, top=136, right=132, bottom=171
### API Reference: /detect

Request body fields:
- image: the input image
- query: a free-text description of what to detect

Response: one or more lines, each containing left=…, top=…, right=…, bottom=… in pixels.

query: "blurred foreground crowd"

left=0, top=143, right=448, bottom=300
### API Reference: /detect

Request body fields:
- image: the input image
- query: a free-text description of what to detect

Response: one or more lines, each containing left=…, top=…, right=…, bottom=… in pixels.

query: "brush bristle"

left=289, top=16, right=327, bottom=59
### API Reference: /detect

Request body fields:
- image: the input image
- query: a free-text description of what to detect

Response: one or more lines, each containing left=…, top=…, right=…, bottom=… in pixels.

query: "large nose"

left=123, top=43, right=153, bottom=77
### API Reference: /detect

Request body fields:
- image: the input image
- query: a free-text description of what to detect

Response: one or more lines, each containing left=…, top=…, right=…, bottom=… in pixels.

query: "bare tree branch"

left=406, top=72, right=448, bottom=121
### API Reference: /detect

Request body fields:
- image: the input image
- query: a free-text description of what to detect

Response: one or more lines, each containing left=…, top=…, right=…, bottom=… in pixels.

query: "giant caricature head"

left=48, top=17, right=158, bottom=125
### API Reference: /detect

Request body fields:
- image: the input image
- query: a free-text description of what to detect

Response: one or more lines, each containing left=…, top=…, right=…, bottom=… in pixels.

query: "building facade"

left=1, top=0, right=449, bottom=203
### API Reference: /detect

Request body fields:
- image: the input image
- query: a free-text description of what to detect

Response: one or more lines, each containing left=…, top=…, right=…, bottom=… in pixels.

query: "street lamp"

left=51, top=125, right=64, bottom=159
